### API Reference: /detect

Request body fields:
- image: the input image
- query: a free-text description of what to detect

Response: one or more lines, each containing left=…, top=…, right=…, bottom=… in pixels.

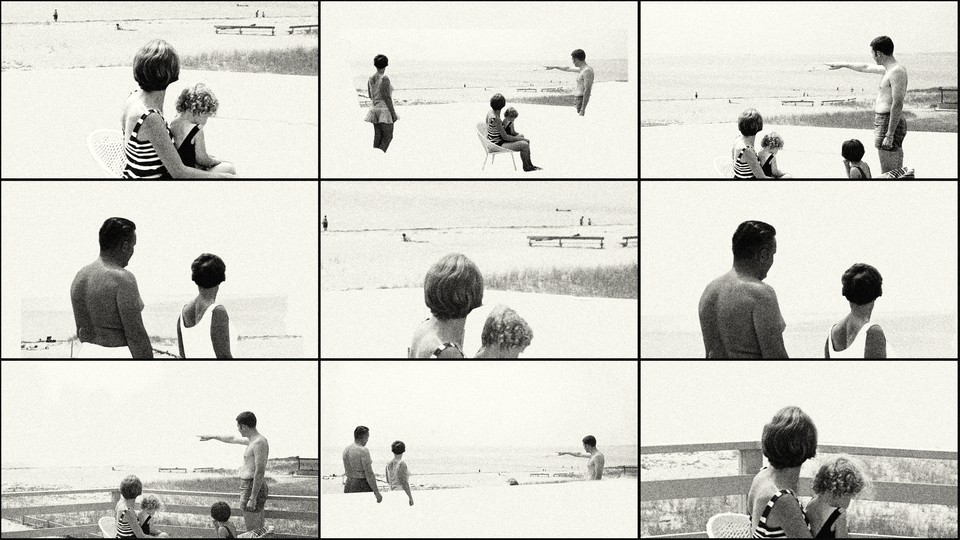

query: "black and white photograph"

left=641, top=1, right=957, bottom=178
left=0, top=360, right=318, bottom=537
left=321, top=360, right=638, bottom=537
left=641, top=361, right=958, bottom=538
left=321, top=1, right=637, bottom=178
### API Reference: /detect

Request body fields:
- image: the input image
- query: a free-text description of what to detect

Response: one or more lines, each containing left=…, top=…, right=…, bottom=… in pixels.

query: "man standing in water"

left=70, top=217, right=152, bottom=358
left=323, top=215, right=328, bottom=232
left=557, top=435, right=605, bottom=480
left=342, top=426, right=382, bottom=502
left=698, top=220, right=788, bottom=358
left=199, top=412, right=273, bottom=536
left=827, top=36, right=908, bottom=173
left=545, top=49, right=595, bottom=116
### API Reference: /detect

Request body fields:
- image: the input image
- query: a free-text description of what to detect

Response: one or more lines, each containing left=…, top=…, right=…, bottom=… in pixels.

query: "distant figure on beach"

left=116, top=475, right=149, bottom=538
left=827, top=36, right=909, bottom=173
left=695, top=92, right=698, bottom=99
left=323, top=215, right=328, bottom=231
left=364, top=54, right=398, bottom=152
left=756, top=132, right=792, bottom=178
left=579, top=216, right=584, bottom=226
left=588, top=218, right=592, bottom=226
left=557, top=435, right=605, bottom=480
left=402, top=233, right=408, bottom=242
left=53, top=9, right=57, bottom=22
left=340, top=426, right=383, bottom=502
left=198, top=412, right=272, bottom=535
left=70, top=217, right=152, bottom=358
left=255, top=10, right=259, bottom=17
left=177, top=253, right=233, bottom=358
left=698, top=220, right=788, bottom=358
left=386, top=440, right=414, bottom=506
left=544, top=49, right=594, bottom=116
left=170, top=83, right=237, bottom=175
left=409, top=253, right=484, bottom=358
left=825, top=263, right=887, bottom=358
left=474, top=305, right=533, bottom=358
left=485, top=93, right=541, bottom=171
left=731, top=108, right=769, bottom=178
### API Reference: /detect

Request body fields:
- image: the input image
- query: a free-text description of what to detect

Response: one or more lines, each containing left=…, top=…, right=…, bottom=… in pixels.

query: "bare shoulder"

left=866, top=324, right=885, bottom=339
left=768, top=490, right=802, bottom=518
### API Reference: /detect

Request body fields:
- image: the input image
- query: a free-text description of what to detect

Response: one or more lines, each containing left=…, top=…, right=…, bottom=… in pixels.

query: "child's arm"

left=192, top=130, right=221, bottom=169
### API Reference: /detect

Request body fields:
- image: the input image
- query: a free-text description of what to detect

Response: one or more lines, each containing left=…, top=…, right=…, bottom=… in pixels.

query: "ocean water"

left=0, top=1, right=318, bottom=23
left=641, top=53, right=959, bottom=100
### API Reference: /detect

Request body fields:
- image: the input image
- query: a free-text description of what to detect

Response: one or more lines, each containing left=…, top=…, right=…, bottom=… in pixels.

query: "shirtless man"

left=545, top=49, right=595, bottom=116
left=198, top=411, right=274, bottom=537
left=342, top=426, right=382, bottom=502
left=827, top=36, right=908, bottom=173
left=698, top=220, right=788, bottom=359
left=557, top=435, right=605, bottom=480
left=70, top=217, right=153, bottom=358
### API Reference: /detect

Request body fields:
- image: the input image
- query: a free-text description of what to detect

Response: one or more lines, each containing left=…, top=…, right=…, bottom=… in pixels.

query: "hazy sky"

left=0, top=361, right=318, bottom=467
left=641, top=1, right=958, bottom=56
left=641, top=361, right=958, bottom=450
left=321, top=361, right=638, bottom=448
left=323, top=1, right=635, bottom=63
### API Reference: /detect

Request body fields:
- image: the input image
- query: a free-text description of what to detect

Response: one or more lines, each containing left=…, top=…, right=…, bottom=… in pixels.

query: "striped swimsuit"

left=486, top=113, right=504, bottom=145
left=116, top=507, right=136, bottom=538
left=754, top=488, right=808, bottom=538
left=733, top=145, right=756, bottom=178
left=123, top=109, right=174, bottom=179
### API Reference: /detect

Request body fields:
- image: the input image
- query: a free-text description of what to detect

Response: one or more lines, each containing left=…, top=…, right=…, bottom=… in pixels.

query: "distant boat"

left=555, top=208, right=572, bottom=212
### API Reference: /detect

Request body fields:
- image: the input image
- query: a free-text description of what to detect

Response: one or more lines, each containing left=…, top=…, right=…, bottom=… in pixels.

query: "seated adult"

left=485, top=93, right=541, bottom=172
left=731, top=108, right=768, bottom=178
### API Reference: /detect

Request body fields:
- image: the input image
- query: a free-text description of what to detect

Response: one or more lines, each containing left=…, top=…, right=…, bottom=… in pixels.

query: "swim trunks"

left=343, top=477, right=373, bottom=493
left=239, top=478, right=268, bottom=512
left=71, top=341, right=132, bottom=358
left=874, top=113, right=906, bottom=149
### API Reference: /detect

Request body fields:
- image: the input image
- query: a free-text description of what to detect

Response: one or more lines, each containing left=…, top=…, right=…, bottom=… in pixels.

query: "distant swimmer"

left=557, top=435, right=605, bottom=480
left=323, top=215, right=328, bottom=231
left=70, top=217, right=153, bottom=358
left=698, top=221, right=788, bottom=358
left=53, top=9, right=58, bottom=23
left=695, top=91, right=698, bottom=99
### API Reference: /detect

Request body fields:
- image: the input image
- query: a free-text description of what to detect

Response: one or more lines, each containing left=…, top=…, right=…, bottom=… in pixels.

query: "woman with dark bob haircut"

left=731, top=108, right=769, bottom=178
left=826, top=263, right=887, bottom=358
left=178, top=253, right=233, bottom=358
left=408, top=253, right=483, bottom=358
left=364, top=54, right=399, bottom=152
left=747, top=406, right=817, bottom=538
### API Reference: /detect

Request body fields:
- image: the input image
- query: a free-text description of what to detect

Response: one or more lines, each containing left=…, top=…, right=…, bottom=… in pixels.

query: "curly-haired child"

left=170, top=83, right=236, bottom=175
left=806, top=455, right=870, bottom=538
left=474, top=305, right=533, bottom=358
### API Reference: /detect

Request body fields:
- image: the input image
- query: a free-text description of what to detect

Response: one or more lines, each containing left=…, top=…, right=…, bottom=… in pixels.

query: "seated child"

left=806, top=455, right=870, bottom=538
left=138, top=494, right=170, bottom=537
left=756, top=132, right=792, bottom=178
left=210, top=501, right=274, bottom=538
left=474, top=305, right=533, bottom=358
left=169, top=83, right=237, bottom=175
left=502, top=107, right=529, bottom=143
left=842, top=139, right=872, bottom=178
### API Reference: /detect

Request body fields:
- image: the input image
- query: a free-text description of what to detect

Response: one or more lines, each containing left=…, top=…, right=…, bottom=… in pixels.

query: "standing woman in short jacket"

left=365, top=54, right=399, bottom=152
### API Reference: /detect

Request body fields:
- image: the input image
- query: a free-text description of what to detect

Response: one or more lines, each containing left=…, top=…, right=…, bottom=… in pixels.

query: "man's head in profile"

left=99, top=217, right=137, bottom=267
left=732, top=220, right=777, bottom=280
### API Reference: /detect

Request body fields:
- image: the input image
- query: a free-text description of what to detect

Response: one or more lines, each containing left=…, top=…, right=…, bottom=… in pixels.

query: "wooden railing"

left=1, top=487, right=317, bottom=538
left=641, top=441, right=958, bottom=539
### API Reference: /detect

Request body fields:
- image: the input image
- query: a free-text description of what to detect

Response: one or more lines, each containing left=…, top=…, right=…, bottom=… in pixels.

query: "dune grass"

left=181, top=46, right=318, bottom=75
left=484, top=262, right=637, bottom=299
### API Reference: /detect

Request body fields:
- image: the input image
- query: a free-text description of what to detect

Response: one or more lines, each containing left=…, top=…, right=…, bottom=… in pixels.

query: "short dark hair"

left=738, top=108, right=763, bottom=136
left=582, top=435, right=597, bottom=447
left=374, top=54, right=388, bottom=69
left=133, top=39, right=180, bottom=91
left=99, top=217, right=136, bottom=251
left=192, top=253, right=226, bottom=288
left=210, top=501, right=231, bottom=522
left=424, top=253, right=484, bottom=320
left=235, top=411, right=257, bottom=428
left=354, top=425, right=369, bottom=439
left=489, top=93, right=506, bottom=111
left=391, top=440, right=406, bottom=455
left=870, top=36, right=894, bottom=56
left=571, top=49, right=586, bottom=61
left=762, top=406, right=818, bottom=469
left=842, top=263, right=883, bottom=305
left=842, top=139, right=865, bottom=161
left=120, top=475, right=143, bottom=499
left=732, top=221, right=776, bottom=260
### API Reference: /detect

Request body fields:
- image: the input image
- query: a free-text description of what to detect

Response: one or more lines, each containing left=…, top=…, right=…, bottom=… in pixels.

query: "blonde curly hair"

left=813, top=455, right=870, bottom=499
left=761, top=132, right=784, bottom=149
left=480, top=305, right=533, bottom=348
left=140, top=493, right=163, bottom=511
left=175, top=83, right=219, bottom=117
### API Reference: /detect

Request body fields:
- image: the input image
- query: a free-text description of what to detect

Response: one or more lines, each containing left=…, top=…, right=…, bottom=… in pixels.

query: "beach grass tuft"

left=484, top=262, right=637, bottom=299
left=181, top=46, right=318, bottom=76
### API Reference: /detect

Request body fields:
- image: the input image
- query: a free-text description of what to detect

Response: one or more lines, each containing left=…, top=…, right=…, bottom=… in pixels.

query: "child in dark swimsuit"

left=756, top=132, right=792, bottom=178
left=210, top=501, right=274, bottom=538
left=170, top=83, right=236, bottom=175
left=806, top=456, right=870, bottom=538
left=842, top=139, right=872, bottom=178
left=138, top=494, right=170, bottom=537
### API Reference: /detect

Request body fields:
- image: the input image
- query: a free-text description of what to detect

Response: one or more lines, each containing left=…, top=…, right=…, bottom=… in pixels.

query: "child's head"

left=490, top=93, right=506, bottom=112
left=133, top=39, right=180, bottom=92
left=813, top=455, right=870, bottom=507
left=140, top=494, right=163, bottom=515
left=503, top=107, right=518, bottom=127
left=210, top=501, right=231, bottom=523
left=842, top=139, right=865, bottom=162
left=761, top=132, right=784, bottom=155
left=424, top=253, right=483, bottom=320
left=119, top=475, right=143, bottom=500
left=480, top=305, right=533, bottom=357
left=176, top=83, right=219, bottom=125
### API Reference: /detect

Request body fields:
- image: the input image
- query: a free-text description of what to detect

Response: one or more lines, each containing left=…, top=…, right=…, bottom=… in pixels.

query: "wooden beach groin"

left=158, top=467, right=187, bottom=473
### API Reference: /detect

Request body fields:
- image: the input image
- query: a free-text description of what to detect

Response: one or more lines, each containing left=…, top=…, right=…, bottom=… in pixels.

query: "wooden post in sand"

left=738, top=444, right=763, bottom=514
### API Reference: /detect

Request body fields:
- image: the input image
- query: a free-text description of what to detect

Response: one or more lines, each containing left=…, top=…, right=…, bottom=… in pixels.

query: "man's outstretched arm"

left=825, top=62, right=885, bottom=75
left=557, top=451, right=591, bottom=458
left=544, top=65, right=578, bottom=72
left=197, top=434, right=248, bottom=445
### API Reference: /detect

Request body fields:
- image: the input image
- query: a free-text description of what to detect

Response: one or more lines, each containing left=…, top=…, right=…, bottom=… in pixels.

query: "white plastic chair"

left=87, top=129, right=125, bottom=177
left=476, top=122, right=517, bottom=171
left=706, top=512, right=751, bottom=538
left=713, top=155, right=733, bottom=178
left=98, top=516, right=116, bottom=538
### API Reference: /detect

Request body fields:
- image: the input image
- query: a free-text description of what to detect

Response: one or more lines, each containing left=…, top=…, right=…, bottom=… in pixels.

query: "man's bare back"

left=698, top=269, right=787, bottom=358
left=240, top=435, right=269, bottom=479
left=70, top=258, right=145, bottom=347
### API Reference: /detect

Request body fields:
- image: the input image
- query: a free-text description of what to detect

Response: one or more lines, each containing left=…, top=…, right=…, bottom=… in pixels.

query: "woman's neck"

left=771, top=466, right=801, bottom=491
left=742, top=135, right=755, bottom=146
left=433, top=317, right=466, bottom=345
left=140, top=89, right=166, bottom=111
